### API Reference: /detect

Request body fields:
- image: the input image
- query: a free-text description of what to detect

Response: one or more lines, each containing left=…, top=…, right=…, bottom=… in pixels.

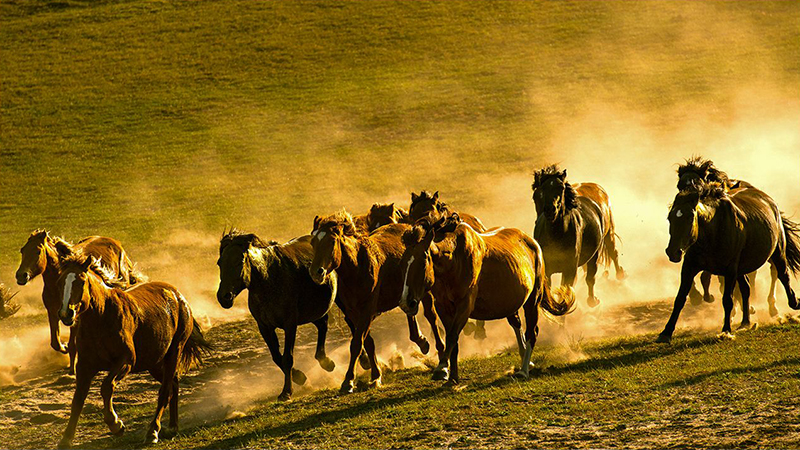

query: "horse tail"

left=782, top=214, right=800, bottom=275
left=179, top=318, right=213, bottom=376
left=526, top=235, right=576, bottom=316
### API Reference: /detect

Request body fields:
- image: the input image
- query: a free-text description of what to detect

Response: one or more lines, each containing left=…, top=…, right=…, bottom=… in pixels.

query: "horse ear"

left=560, top=169, right=567, bottom=180
left=433, top=191, right=439, bottom=201
left=411, top=192, right=419, bottom=202
left=313, top=215, right=321, bottom=231
left=370, top=203, right=378, bottom=211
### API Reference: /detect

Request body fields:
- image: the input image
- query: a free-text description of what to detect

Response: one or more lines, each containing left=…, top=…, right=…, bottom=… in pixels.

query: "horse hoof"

left=358, top=353, right=371, bottom=370
left=749, top=306, right=756, bottom=315
left=277, top=391, right=292, bottom=402
left=788, top=297, right=800, bottom=311
left=716, top=332, right=736, bottom=341
left=737, top=322, right=757, bottom=332
left=444, top=379, right=463, bottom=390
left=368, top=377, right=382, bottom=390
left=318, top=357, right=336, bottom=372
left=432, top=368, right=449, bottom=381
left=144, top=431, right=159, bottom=445
left=655, top=333, right=672, bottom=344
left=587, top=297, right=600, bottom=308
left=769, top=305, right=779, bottom=317
left=616, top=268, right=626, bottom=281
left=474, top=327, right=487, bottom=341
left=291, top=368, right=307, bottom=385
left=703, top=294, right=715, bottom=304
left=417, top=337, right=430, bottom=355
left=512, top=370, right=529, bottom=380
left=462, top=322, right=476, bottom=336
left=602, top=270, right=610, bottom=279
left=338, top=382, right=355, bottom=395
left=57, top=439, right=72, bottom=449
left=111, top=421, right=126, bottom=436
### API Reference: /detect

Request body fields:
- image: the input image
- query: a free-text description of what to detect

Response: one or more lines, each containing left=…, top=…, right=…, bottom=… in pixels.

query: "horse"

left=531, top=166, right=625, bottom=307
left=657, top=184, right=800, bottom=343
left=408, top=190, right=490, bottom=340
left=15, top=230, right=142, bottom=373
left=398, top=214, right=575, bottom=383
left=677, top=157, right=779, bottom=316
left=353, top=203, right=410, bottom=234
left=216, top=230, right=338, bottom=401
left=55, top=253, right=210, bottom=448
left=308, top=210, right=440, bottom=394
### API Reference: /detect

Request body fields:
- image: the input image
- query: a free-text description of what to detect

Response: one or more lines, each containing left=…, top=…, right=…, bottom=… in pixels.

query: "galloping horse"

left=531, top=166, right=624, bottom=307
left=353, top=203, right=410, bottom=234
left=216, top=230, right=337, bottom=401
left=658, top=184, right=800, bottom=342
left=408, top=190, right=490, bottom=340
left=15, top=230, right=142, bottom=373
left=308, top=211, right=438, bottom=394
left=677, top=157, right=779, bottom=316
left=398, top=214, right=575, bottom=383
left=56, top=253, right=210, bottom=448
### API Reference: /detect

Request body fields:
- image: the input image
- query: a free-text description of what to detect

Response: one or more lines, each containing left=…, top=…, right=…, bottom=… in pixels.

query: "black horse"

left=658, top=184, right=800, bottom=342
left=677, top=157, right=779, bottom=316
left=216, top=230, right=337, bottom=401
left=532, top=166, right=624, bottom=307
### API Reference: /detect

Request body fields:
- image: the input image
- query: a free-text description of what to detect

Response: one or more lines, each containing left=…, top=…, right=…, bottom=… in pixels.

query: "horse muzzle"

left=310, top=267, right=327, bottom=285
left=217, top=290, right=235, bottom=309
left=15, top=271, right=30, bottom=285
left=665, top=247, right=683, bottom=263
left=399, top=296, right=420, bottom=316
left=59, top=308, right=76, bottom=327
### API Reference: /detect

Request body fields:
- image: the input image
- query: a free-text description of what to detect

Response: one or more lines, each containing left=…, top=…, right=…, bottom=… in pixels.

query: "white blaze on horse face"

left=61, top=273, right=77, bottom=314
left=400, top=255, right=415, bottom=304
left=312, top=230, right=327, bottom=242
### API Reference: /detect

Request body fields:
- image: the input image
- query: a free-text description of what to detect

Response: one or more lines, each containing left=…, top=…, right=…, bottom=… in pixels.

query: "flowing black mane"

left=220, top=229, right=279, bottom=253
left=677, top=157, right=731, bottom=191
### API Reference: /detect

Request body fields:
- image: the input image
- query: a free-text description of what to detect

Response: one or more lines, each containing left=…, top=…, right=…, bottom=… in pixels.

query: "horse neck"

left=336, top=235, right=366, bottom=280
left=82, top=272, right=114, bottom=319
left=246, top=246, right=274, bottom=287
left=40, top=243, right=62, bottom=294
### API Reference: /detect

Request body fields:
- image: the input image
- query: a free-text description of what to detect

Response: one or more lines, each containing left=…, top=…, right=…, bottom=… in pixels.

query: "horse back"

left=75, top=236, right=133, bottom=283
left=575, top=182, right=613, bottom=235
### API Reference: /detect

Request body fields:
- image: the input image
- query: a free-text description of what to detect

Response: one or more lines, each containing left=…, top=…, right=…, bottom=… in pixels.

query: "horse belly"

left=131, top=325, right=175, bottom=372
left=472, top=267, right=533, bottom=320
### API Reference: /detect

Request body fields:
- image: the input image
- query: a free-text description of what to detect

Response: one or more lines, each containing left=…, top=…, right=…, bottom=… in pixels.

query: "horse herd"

left=11, top=157, right=800, bottom=448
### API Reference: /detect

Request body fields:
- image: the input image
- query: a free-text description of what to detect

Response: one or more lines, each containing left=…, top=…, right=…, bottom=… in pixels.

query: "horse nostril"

left=317, top=268, right=325, bottom=275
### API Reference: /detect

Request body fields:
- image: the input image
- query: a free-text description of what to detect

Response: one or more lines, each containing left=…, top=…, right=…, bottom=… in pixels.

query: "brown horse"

left=55, top=253, right=210, bottom=448
left=677, top=157, right=779, bottom=316
left=658, top=184, right=800, bottom=343
left=353, top=203, right=410, bottom=234
left=308, top=211, right=439, bottom=394
left=532, top=166, right=625, bottom=307
left=408, top=190, right=490, bottom=340
left=398, top=214, right=575, bottom=383
left=216, top=230, right=337, bottom=401
left=15, top=230, right=142, bottom=373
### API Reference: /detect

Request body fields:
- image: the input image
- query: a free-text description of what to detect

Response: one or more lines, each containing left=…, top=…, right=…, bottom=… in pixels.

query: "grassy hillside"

left=1, top=0, right=798, bottom=270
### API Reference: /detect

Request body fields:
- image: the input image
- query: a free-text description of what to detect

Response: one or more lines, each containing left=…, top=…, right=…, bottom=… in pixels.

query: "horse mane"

left=220, top=228, right=278, bottom=253
left=531, top=164, right=564, bottom=190
left=60, top=251, right=129, bottom=289
left=318, top=209, right=358, bottom=236
left=677, top=157, right=731, bottom=191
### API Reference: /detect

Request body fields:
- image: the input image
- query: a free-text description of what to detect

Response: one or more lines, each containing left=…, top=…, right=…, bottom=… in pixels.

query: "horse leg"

left=507, top=312, right=527, bottom=364
left=515, top=304, right=540, bottom=379
left=58, top=362, right=97, bottom=449
left=720, top=274, right=737, bottom=337
left=433, top=291, right=473, bottom=383
left=145, top=348, right=180, bottom=445
left=67, top=327, right=77, bottom=375
left=279, top=324, right=301, bottom=401
left=256, top=321, right=295, bottom=398
left=47, top=307, right=68, bottom=355
left=421, top=292, right=445, bottom=356
left=736, top=274, right=753, bottom=331
left=100, top=358, right=132, bottom=436
left=342, top=314, right=371, bottom=370
left=341, top=320, right=369, bottom=395
left=767, top=264, right=779, bottom=316
left=363, top=330, right=382, bottom=389
left=585, top=254, right=600, bottom=307
left=605, top=232, right=625, bottom=280
left=405, top=313, right=430, bottom=355
left=770, top=251, right=798, bottom=310
left=312, top=315, right=335, bottom=372
left=474, top=320, right=487, bottom=340
left=657, top=263, right=700, bottom=343
left=700, top=271, right=714, bottom=303
left=447, top=340, right=460, bottom=385
left=168, top=375, right=179, bottom=431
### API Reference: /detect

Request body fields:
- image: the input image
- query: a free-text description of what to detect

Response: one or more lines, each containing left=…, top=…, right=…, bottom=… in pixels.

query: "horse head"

left=16, top=230, right=50, bottom=285
left=217, top=229, right=263, bottom=309
left=409, top=190, right=445, bottom=223
left=399, top=219, right=437, bottom=315
left=666, top=190, right=702, bottom=262
left=309, top=211, right=357, bottom=285
left=367, top=202, right=405, bottom=231
left=56, top=255, right=97, bottom=327
left=532, top=166, right=572, bottom=221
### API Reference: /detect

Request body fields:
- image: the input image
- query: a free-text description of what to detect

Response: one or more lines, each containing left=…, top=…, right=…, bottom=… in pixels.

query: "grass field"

left=1, top=0, right=800, bottom=448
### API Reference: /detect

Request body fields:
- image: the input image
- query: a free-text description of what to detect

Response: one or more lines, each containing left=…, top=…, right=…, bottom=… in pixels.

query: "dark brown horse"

left=398, top=214, right=575, bottom=383
left=216, top=230, right=337, bottom=401
left=308, top=211, right=438, bottom=394
left=658, top=184, right=800, bottom=343
left=55, top=253, right=209, bottom=448
left=677, top=157, right=779, bottom=316
left=408, top=190, right=490, bottom=339
left=353, top=203, right=410, bottom=234
left=531, top=166, right=625, bottom=307
left=15, top=230, right=142, bottom=373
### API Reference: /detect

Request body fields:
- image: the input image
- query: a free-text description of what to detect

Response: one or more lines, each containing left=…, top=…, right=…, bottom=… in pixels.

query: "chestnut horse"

left=532, top=166, right=625, bottom=307
left=353, top=203, right=410, bottom=234
left=308, top=211, right=438, bottom=394
left=677, top=157, right=779, bottom=316
left=15, top=230, right=142, bottom=373
left=399, top=214, right=575, bottom=383
left=658, top=184, right=800, bottom=343
left=408, top=190, right=490, bottom=340
left=216, top=230, right=337, bottom=400
left=55, top=254, right=210, bottom=448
